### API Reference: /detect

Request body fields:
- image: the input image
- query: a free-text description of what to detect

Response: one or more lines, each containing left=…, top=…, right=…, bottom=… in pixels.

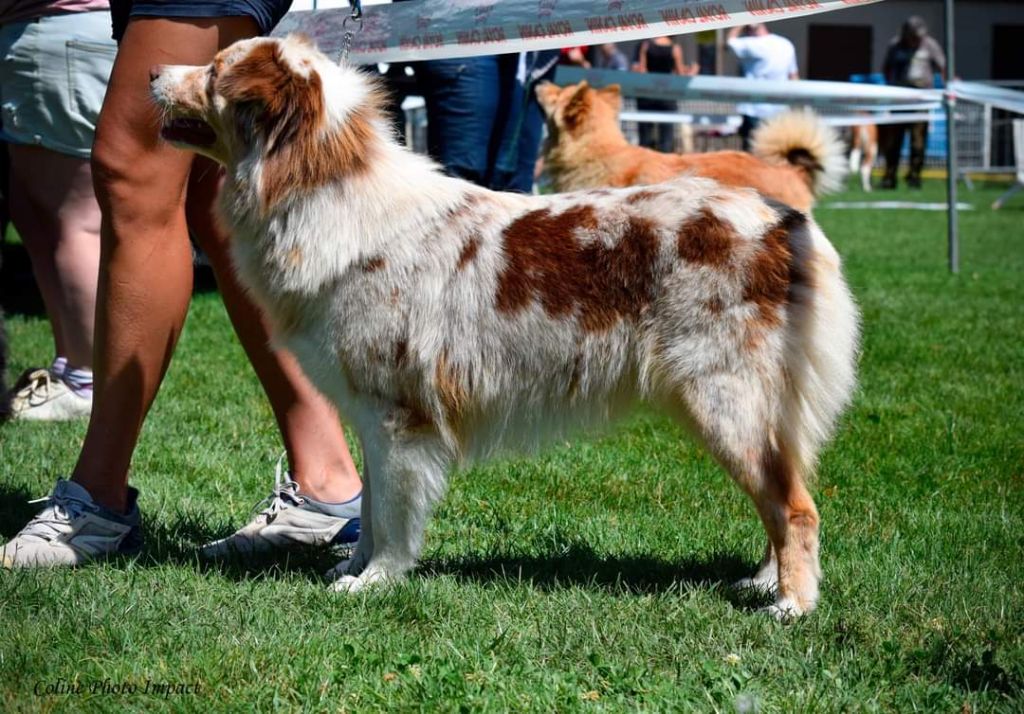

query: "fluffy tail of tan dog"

left=751, top=110, right=847, bottom=198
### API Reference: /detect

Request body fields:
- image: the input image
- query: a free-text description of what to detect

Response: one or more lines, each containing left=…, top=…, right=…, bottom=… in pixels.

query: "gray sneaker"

left=200, top=461, right=360, bottom=559
left=1, top=479, right=142, bottom=568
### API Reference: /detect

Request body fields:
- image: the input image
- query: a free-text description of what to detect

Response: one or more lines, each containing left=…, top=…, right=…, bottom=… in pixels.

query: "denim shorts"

left=0, top=11, right=116, bottom=159
left=111, top=0, right=294, bottom=41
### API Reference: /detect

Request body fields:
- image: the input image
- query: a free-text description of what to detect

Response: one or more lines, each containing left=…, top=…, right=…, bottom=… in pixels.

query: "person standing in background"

left=726, top=24, right=798, bottom=151
left=418, top=50, right=559, bottom=193
left=880, top=16, right=946, bottom=189
left=636, top=36, right=698, bottom=154
left=594, top=43, right=629, bottom=72
left=559, top=46, right=591, bottom=69
left=0, top=1, right=113, bottom=421
left=2, top=2, right=367, bottom=569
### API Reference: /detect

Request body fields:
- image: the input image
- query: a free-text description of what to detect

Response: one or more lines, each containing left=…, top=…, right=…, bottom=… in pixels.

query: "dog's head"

left=151, top=35, right=379, bottom=208
left=535, top=81, right=622, bottom=147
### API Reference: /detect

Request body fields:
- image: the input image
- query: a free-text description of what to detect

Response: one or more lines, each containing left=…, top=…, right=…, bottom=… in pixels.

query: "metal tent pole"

left=945, top=0, right=959, bottom=273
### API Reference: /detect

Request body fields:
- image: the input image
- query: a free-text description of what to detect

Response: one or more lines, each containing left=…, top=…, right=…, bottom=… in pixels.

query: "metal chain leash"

left=337, top=0, right=363, bottom=64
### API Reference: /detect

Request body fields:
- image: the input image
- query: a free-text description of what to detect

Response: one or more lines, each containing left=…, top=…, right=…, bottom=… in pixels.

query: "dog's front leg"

left=330, top=413, right=452, bottom=593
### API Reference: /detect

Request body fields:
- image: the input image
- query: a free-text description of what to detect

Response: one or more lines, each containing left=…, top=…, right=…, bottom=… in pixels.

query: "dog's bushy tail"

left=778, top=221, right=860, bottom=477
left=751, top=110, right=846, bottom=198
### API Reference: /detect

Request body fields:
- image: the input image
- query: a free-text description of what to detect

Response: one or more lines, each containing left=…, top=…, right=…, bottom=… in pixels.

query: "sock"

left=63, top=366, right=94, bottom=396
left=51, top=356, right=68, bottom=378
left=305, top=490, right=362, bottom=519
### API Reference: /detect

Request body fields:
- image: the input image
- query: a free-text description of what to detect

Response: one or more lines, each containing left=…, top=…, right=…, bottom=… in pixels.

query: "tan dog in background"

left=538, top=81, right=846, bottom=214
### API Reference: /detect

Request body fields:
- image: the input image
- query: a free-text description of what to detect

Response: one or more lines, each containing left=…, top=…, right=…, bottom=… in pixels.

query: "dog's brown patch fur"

left=361, top=255, right=386, bottom=273
left=456, top=237, right=481, bottom=270
left=743, top=207, right=808, bottom=328
left=625, top=189, right=663, bottom=205
left=217, top=42, right=377, bottom=212
left=435, top=349, right=469, bottom=421
left=496, top=205, right=660, bottom=332
left=677, top=207, right=737, bottom=267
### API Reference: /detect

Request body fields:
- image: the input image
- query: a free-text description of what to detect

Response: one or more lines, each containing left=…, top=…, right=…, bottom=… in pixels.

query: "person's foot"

left=880, top=175, right=897, bottom=190
left=200, top=461, right=361, bottom=559
left=5, top=368, right=92, bottom=421
left=0, top=479, right=142, bottom=568
left=905, top=175, right=922, bottom=189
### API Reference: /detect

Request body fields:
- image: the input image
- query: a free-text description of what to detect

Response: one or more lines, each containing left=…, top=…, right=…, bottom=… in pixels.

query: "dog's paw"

left=324, top=550, right=370, bottom=583
left=761, top=597, right=806, bottom=620
left=327, top=565, right=396, bottom=594
left=733, top=572, right=778, bottom=594
left=328, top=574, right=364, bottom=593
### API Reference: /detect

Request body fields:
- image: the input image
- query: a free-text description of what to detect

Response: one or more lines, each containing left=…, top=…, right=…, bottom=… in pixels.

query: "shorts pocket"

left=65, top=39, right=117, bottom=132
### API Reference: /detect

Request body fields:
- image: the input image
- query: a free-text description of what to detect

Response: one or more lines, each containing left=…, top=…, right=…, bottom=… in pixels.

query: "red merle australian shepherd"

left=152, top=35, right=859, bottom=617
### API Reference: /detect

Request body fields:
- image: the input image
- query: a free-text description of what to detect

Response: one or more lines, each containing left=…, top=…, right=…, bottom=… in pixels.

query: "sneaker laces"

left=22, top=481, right=97, bottom=542
left=250, top=455, right=306, bottom=523
left=10, top=369, right=60, bottom=409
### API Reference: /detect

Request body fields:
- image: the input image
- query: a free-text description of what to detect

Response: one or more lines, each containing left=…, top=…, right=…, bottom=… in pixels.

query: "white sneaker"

left=0, top=479, right=142, bottom=568
left=5, top=368, right=92, bottom=421
left=200, top=459, right=361, bottom=559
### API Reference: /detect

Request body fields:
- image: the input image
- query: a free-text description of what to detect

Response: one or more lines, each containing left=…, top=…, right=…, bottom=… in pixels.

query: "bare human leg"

left=185, top=159, right=361, bottom=502
left=8, top=145, right=100, bottom=370
left=72, top=17, right=275, bottom=512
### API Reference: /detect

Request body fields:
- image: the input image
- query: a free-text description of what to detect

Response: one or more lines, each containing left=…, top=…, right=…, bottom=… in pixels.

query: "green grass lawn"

left=1, top=179, right=1022, bottom=712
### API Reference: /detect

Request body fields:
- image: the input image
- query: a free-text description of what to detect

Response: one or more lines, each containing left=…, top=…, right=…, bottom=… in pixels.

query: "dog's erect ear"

left=218, top=43, right=289, bottom=105
left=218, top=41, right=323, bottom=154
left=596, top=84, right=622, bottom=112
left=535, top=82, right=561, bottom=115
left=562, top=81, right=592, bottom=132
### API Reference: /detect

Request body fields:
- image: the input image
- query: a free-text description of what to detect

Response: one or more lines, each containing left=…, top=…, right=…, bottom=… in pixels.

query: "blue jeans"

left=418, top=52, right=555, bottom=193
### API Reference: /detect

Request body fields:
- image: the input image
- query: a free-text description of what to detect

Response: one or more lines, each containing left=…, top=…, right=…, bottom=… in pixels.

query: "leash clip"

left=338, top=0, right=363, bottom=64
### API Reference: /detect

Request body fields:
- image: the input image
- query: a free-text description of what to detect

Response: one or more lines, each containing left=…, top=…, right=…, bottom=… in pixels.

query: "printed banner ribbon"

left=274, top=0, right=885, bottom=63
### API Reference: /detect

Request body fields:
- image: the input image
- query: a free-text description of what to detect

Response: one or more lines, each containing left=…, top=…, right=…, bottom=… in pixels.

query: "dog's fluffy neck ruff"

left=545, top=124, right=633, bottom=190
left=218, top=59, right=468, bottom=291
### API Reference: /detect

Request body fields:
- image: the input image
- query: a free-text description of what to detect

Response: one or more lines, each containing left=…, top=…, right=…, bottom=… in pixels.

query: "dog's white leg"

left=861, top=162, right=872, bottom=192
left=331, top=417, right=451, bottom=593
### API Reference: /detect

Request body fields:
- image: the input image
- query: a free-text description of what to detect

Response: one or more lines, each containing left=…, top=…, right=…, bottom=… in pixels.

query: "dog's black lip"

left=160, top=117, right=217, bottom=147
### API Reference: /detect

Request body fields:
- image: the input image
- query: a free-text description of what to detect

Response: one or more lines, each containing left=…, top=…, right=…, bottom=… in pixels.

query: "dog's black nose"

left=149, top=65, right=162, bottom=83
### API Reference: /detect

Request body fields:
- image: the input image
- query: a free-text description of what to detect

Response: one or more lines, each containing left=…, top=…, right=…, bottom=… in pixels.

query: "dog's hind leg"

left=674, top=375, right=820, bottom=617
left=750, top=444, right=820, bottom=618
left=331, top=412, right=451, bottom=593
